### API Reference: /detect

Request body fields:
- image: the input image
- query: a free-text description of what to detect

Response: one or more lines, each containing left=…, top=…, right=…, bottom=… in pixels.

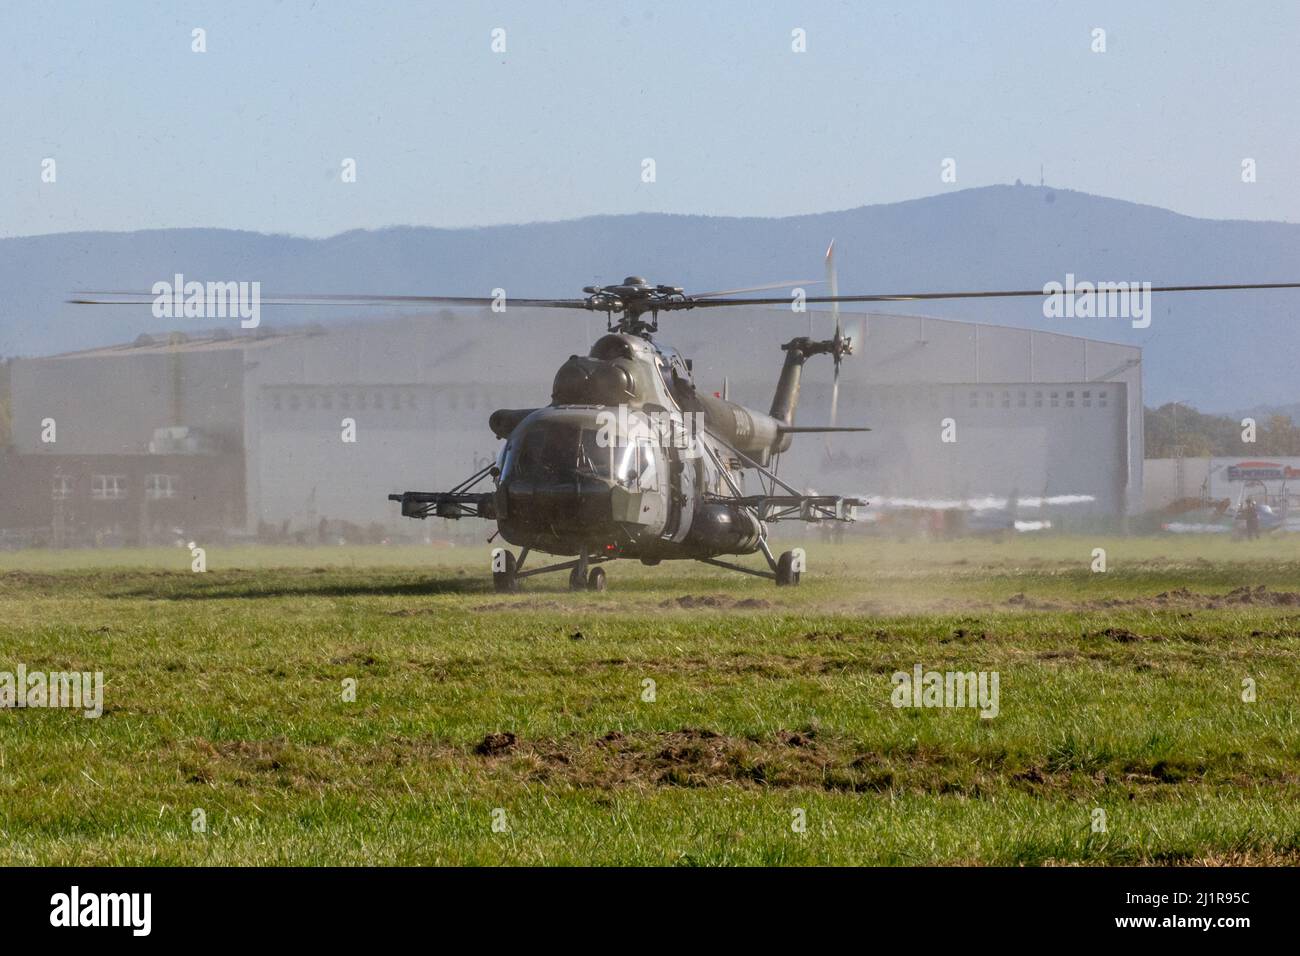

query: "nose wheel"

left=492, top=549, right=520, bottom=593
left=775, top=550, right=801, bottom=587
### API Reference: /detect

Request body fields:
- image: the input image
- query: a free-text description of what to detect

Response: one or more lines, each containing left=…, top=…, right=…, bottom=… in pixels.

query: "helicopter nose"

left=500, top=477, right=614, bottom=533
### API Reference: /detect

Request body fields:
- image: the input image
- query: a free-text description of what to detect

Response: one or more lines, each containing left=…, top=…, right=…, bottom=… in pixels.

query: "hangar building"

left=0, top=308, right=1142, bottom=545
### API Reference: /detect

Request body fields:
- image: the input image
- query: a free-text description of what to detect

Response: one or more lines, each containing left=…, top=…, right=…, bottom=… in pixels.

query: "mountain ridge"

left=3, top=184, right=1297, bottom=411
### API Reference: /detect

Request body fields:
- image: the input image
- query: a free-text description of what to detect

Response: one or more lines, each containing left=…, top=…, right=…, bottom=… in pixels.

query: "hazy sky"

left=3, top=0, right=1297, bottom=237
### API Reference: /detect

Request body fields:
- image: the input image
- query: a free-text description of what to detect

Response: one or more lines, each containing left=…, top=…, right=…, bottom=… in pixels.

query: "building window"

left=146, top=474, right=178, bottom=500
left=91, top=475, right=127, bottom=500
left=1065, top=390, right=1075, bottom=408
left=969, top=391, right=978, bottom=409
left=288, top=393, right=301, bottom=411
left=52, top=475, right=74, bottom=500
left=1050, top=391, right=1060, bottom=408
left=1017, top=391, right=1027, bottom=408
left=1099, top=390, right=1109, bottom=408
left=1001, top=390, right=1010, bottom=409
left=271, top=393, right=282, bottom=411
left=1034, top=391, right=1043, bottom=408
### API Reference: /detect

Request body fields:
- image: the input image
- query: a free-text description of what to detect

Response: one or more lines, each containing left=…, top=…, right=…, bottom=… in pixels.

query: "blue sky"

left=2, top=0, right=1297, bottom=237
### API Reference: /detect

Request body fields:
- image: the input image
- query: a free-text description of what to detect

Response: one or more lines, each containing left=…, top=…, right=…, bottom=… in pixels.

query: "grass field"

left=1, top=535, right=1298, bottom=865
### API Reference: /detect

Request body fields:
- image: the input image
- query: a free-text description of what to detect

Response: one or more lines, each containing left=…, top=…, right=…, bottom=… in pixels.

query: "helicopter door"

left=665, top=444, right=697, bottom=542
left=629, top=438, right=670, bottom=534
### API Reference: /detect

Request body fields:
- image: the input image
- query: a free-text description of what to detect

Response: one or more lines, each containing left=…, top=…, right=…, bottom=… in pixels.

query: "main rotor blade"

left=673, top=280, right=1300, bottom=309
left=68, top=291, right=589, bottom=309
left=688, top=278, right=821, bottom=300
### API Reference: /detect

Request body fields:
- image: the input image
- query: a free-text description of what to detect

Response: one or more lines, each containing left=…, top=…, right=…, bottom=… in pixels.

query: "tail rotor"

left=825, top=240, right=853, bottom=427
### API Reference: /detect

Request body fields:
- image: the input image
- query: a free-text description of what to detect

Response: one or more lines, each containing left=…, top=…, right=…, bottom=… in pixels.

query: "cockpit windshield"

left=502, top=422, right=655, bottom=488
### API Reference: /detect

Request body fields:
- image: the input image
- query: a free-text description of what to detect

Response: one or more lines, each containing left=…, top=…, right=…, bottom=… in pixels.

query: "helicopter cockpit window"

left=578, top=429, right=615, bottom=478
left=501, top=422, right=658, bottom=489
left=505, top=425, right=583, bottom=481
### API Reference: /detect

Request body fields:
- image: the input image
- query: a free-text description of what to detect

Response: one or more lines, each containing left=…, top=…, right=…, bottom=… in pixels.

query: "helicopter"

left=395, top=249, right=871, bottom=592
left=72, top=251, right=1300, bottom=591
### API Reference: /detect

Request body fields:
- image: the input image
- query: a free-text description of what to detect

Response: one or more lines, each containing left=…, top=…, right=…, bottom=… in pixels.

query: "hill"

left=3, top=185, right=1298, bottom=409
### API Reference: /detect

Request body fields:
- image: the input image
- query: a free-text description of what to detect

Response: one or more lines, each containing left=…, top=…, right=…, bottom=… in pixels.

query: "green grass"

left=1, top=534, right=1298, bottom=865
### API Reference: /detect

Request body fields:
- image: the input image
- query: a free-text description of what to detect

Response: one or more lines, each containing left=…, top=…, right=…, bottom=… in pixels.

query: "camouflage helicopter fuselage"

left=388, top=277, right=863, bottom=588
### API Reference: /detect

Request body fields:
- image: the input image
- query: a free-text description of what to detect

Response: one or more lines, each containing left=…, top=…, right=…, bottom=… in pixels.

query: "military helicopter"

left=393, top=249, right=871, bottom=591
left=73, top=253, right=1300, bottom=591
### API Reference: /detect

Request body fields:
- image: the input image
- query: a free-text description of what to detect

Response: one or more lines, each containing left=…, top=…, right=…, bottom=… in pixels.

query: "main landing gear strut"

left=697, top=542, right=803, bottom=586
left=493, top=543, right=803, bottom=592
left=493, top=546, right=613, bottom=593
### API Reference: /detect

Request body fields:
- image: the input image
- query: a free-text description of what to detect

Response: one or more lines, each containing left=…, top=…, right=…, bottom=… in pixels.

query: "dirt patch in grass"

left=1005, top=585, right=1300, bottom=615
left=176, top=727, right=1298, bottom=804
left=660, top=594, right=772, bottom=610
left=505, top=726, right=889, bottom=791
left=468, top=599, right=574, bottom=612
left=1091, top=626, right=1149, bottom=643
left=1214, top=585, right=1300, bottom=606
left=1035, top=649, right=1081, bottom=661
left=458, top=729, right=1254, bottom=796
left=475, top=731, right=518, bottom=756
left=0, top=571, right=65, bottom=592
left=1103, top=585, right=1300, bottom=611
left=1006, top=593, right=1065, bottom=611
left=183, top=738, right=333, bottom=789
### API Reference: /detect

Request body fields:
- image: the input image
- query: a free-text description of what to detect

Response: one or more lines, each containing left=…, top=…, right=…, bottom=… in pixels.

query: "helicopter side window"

left=608, top=439, right=657, bottom=491
left=636, top=439, right=659, bottom=491
left=615, top=442, right=638, bottom=487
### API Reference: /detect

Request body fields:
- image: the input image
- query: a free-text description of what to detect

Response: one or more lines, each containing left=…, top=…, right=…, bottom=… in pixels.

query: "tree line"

left=1145, top=403, right=1300, bottom=458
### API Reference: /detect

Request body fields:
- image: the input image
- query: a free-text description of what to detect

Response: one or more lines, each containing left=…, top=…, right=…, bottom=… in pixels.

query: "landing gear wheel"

left=493, top=550, right=519, bottom=593
left=587, top=567, right=607, bottom=592
left=569, top=566, right=587, bottom=591
left=775, top=550, right=801, bottom=587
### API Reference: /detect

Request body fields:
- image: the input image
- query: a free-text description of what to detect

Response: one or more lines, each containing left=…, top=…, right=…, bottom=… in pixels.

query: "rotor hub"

left=582, top=278, right=690, bottom=335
